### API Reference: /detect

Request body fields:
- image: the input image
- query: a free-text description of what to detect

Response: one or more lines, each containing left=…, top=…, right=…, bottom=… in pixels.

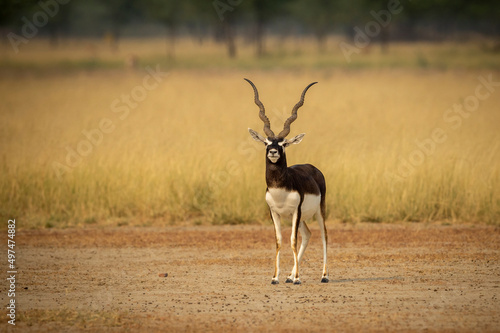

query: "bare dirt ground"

left=7, top=223, right=500, bottom=332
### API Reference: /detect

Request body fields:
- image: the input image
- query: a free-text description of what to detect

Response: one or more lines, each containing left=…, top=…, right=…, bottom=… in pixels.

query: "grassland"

left=1, top=38, right=499, bottom=228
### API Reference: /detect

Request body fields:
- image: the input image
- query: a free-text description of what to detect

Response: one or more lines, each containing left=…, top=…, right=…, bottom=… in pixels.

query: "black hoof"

left=271, top=280, right=279, bottom=285
left=293, top=280, right=302, bottom=285
left=285, top=278, right=293, bottom=283
left=321, top=277, right=329, bottom=283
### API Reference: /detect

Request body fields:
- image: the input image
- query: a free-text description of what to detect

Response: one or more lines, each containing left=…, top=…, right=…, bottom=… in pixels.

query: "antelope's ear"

left=283, top=133, right=305, bottom=147
left=248, top=128, right=267, bottom=145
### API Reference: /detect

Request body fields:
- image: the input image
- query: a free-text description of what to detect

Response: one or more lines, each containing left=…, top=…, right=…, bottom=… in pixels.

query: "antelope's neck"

left=266, top=154, right=288, bottom=189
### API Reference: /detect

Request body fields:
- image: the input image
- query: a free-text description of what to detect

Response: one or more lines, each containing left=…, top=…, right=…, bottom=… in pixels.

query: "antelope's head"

left=245, top=78, right=317, bottom=164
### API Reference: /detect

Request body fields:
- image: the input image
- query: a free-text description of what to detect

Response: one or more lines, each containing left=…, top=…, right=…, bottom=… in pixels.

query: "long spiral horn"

left=244, top=78, right=275, bottom=138
left=277, top=82, right=317, bottom=139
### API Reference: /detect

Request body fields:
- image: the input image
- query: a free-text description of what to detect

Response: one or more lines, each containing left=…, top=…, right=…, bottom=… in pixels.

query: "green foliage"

left=1, top=0, right=498, bottom=40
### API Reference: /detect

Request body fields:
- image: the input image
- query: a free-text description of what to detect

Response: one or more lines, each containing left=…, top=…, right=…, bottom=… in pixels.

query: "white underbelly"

left=266, top=188, right=321, bottom=221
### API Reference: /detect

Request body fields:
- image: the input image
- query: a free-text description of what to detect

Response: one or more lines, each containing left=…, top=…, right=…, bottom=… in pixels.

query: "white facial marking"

left=277, top=140, right=287, bottom=153
left=267, top=148, right=280, bottom=163
left=268, top=157, right=279, bottom=163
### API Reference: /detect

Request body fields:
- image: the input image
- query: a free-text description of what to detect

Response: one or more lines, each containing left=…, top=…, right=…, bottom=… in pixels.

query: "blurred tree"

left=0, top=0, right=28, bottom=46
left=141, top=0, right=185, bottom=59
left=0, top=0, right=28, bottom=28
left=290, top=0, right=358, bottom=52
left=104, top=0, right=141, bottom=51
left=44, top=0, right=75, bottom=48
left=183, top=0, right=212, bottom=45
left=249, top=0, right=288, bottom=57
left=3, top=0, right=499, bottom=55
left=365, top=0, right=393, bottom=53
left=0, top=0, right=74, bottom=49
left=222, top=12, right=237, bottom=58
left=206, top=0, right=251, bottom=58
left=402, top=0, right=500, bottom=40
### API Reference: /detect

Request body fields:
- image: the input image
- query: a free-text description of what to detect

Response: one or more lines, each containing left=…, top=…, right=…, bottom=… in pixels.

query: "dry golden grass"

left=1, top=39, right=499, bottom=227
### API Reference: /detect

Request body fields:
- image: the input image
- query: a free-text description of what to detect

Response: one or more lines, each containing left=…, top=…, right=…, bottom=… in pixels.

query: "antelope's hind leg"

left=297, top=221, right=311, bottom=264
left=317, top=209, right=329, bottom=283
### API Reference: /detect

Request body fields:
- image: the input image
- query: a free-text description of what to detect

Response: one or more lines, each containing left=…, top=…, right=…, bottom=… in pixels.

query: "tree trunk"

left=111, top=29, right=120, bottom=53
left=166, top=23, right=176, bottom=60
left=315, top=27, right=327, bottom=53
left=223, top=20, right=236, bottom=58
left=255, top=20, right=265, bottom=57
left=380, top=25, right=390, bottom=53
left=48, top=25, right=60, bottom=49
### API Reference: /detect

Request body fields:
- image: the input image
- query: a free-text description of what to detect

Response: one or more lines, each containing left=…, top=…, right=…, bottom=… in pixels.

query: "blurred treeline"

left=1, top=0, right=500, bottom=57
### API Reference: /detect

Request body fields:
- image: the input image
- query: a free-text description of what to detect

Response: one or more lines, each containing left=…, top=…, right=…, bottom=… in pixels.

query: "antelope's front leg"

left=287, top=208, right=302, bottom=285
left=270, top=210, right=282, bottom=285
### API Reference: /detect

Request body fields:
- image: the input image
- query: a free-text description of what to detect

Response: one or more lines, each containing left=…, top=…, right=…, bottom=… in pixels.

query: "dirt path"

left=7, top=223, right=500, bottom=332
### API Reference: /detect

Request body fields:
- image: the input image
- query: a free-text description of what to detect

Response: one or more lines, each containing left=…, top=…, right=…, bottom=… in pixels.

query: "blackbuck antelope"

left=245, top=78, right=328, bottom=285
